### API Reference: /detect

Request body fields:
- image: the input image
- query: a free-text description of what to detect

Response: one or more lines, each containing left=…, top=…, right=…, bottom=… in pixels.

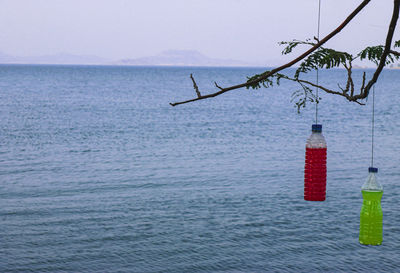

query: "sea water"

left=0, top=65, right=399, bottom=272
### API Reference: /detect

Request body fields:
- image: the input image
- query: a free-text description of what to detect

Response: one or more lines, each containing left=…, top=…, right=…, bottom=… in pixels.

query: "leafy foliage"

left=246, top=38, right=400, bottom=112
left=281, top=39, right=353, bottom=77
left=246, top=71, right=276, bottom=90
left=295, top=48, right=353, bottom=78
left=246, top=71, right=286, bottom=90
left=279, top=39, right=315, bottom=55
left=290, top=84, right=319, bottom=113
left=358, top=46, right=384, bottom=65
left=358, top=45, right=399, bottom=65
left=246, top=70, right=319, bottom=113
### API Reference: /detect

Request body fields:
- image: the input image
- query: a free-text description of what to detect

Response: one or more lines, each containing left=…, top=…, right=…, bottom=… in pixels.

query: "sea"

left=0, top=64, right=399, bottom=272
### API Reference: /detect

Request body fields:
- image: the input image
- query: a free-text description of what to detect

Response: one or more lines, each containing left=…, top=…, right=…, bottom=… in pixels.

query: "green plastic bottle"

left=359, top=167, right=383, bottom=246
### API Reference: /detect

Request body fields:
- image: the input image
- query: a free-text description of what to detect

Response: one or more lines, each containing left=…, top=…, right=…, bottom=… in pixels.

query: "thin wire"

left=315, top=0, right=321, bottom=124
left=371, top=85, right=375, bottom=167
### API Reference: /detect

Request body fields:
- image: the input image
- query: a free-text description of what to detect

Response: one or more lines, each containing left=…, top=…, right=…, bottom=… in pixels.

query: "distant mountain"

left=114, top=50, right=255, bottom=67
left=0, top=50, right=261, bottom=67
left=0, top=52, right=108, bottom=65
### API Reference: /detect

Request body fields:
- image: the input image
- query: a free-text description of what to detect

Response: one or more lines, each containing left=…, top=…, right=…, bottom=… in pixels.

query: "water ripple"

left=0, top=65, right=399, bottom=272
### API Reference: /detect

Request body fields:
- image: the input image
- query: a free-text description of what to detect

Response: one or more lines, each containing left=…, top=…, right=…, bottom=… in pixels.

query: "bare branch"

left=294, top=78, right=365, bottom=105
left=352, top=100, right=365, bottom=105
left=338, top=61, right=353, bottom=94
left=348, top=62, right=355, bottom=97
left=360, top=72, right=366, bottom=96
left=390, top=49, right=400, bottom=56
left=190, top=74, right=201, bottom=98
left=170, top=0, right=371, bottom=106
left=214, top=82, right=224, bottom=90
left=348, top=62, right=355, bottom=95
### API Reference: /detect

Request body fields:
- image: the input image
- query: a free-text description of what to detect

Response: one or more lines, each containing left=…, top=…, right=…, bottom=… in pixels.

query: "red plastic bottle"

left=304, top=124, right=327, bottom=201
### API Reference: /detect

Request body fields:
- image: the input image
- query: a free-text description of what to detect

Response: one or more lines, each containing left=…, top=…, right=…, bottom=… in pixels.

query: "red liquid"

left=304, top=147, right=327, bottom=201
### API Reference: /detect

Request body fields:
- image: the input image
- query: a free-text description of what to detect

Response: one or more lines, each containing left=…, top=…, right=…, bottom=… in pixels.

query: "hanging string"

left=371, top=85, right=375, bottom=167
left=315, top=0, right=322, bottom=124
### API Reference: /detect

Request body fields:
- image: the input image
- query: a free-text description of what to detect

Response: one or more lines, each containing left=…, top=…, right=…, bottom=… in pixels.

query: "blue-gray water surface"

left=0, top=65, right=399, bottom=272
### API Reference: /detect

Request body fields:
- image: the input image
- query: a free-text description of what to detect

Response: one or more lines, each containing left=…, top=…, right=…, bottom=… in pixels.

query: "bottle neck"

left=362, top=173, right=383, bottom=191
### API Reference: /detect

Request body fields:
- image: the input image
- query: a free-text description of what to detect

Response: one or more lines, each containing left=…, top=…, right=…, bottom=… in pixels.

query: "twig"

left=338, top=61, right=353, bottom=94
left=276, top=72, right=365, bottom=105
left=390, top=49, right=400, bottom=56
left=360, top=72, right=366, bottom=97
left=190, top=74, right=201, bottom=98
left=214, top=82, right=223, bottom=90
left=296, top=78, right=365, bottom=105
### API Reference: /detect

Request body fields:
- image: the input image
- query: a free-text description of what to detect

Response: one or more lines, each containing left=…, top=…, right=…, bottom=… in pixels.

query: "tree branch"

left=190, top=73, right=201, bottom=98
left=353, top=0, right=400, bottom=100
left=170, top=0, right=371, bottom=106
left=276, top=72, right=366, bottom=105
left=295, top=78, right=365, bottom=105
left=390, top=49, right=400, bottom=56
left=214, top=82, right=224, bottom=90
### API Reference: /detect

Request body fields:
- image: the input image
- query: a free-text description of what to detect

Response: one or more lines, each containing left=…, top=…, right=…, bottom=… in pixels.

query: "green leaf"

left=279, top=39, right=315, bottom=55
left=358, top=45, right=400, bottom=65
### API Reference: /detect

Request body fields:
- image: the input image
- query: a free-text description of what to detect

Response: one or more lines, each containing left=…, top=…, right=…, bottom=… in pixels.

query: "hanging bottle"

left=304, top=124, right=327, bottom=201
left=359, top=167, right=383, bottom=245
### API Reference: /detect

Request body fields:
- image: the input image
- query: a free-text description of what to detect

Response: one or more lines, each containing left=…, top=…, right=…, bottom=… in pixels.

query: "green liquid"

left=359, top=190, right=383, bottom=245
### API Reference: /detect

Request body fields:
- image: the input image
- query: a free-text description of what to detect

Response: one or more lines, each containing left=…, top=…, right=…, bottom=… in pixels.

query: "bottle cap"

left=368, top=167, right=378, bottom=173
left=312, top=124, right=322, bottom=132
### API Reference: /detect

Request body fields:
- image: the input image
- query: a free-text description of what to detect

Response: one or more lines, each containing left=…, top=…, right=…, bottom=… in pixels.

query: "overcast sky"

left=0, top=0, right=398, bottom=64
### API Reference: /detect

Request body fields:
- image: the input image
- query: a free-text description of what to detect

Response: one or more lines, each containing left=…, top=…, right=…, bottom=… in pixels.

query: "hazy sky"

left=0, top=0, right=398, bottom=64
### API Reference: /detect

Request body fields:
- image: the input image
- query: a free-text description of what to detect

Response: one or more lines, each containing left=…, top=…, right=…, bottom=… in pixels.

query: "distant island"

left=1, top=50, right=395, bottom=68
left=113, top=50, right=255, bottom=67
left=389, top=63, right=400, bottom=69
left=0, top=50, right=259, bottom=67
